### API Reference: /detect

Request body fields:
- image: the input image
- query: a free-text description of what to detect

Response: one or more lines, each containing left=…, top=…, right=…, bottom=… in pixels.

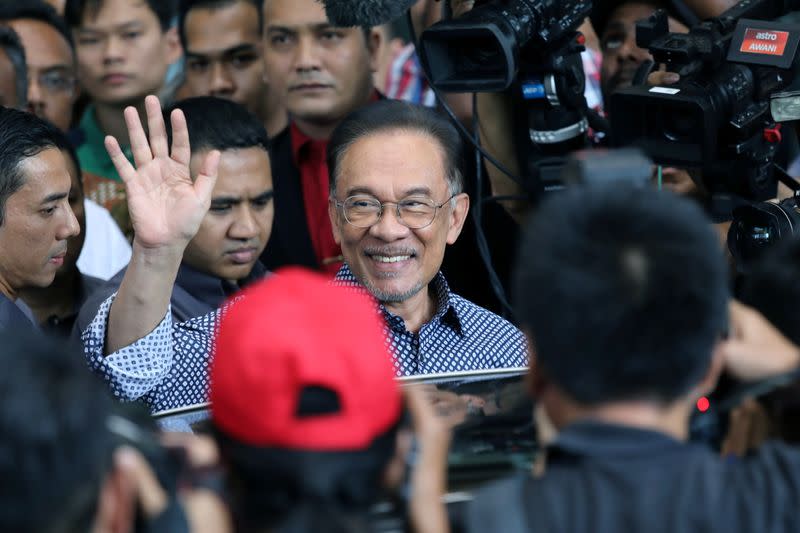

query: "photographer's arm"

left=475, top=92, right=529, bottom=224
left=104, top=95, right=219, bottom=354
left=719, top=301, right=800, bottom=381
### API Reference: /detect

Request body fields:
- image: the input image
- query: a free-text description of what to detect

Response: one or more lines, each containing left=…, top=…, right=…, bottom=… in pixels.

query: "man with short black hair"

left=0, top=0, right=79, bottom=130
left=178, top=0, right=287, bottom=136
left=0, top=25, right=27, bottom=109
left=0, top=0, right=133, bottom=278
left=259, top=0, right=382, bottom=275
left=18, top=137, right=105, bottom=337
left=0, top=106, right=79, bottom=331
left=467, top=184, right=800, bottom=533
left=64, top=0, right=182, bottom=182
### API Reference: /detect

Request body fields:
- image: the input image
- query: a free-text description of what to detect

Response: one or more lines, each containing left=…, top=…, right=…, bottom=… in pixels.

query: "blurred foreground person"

left=0, top=333, right=197, bottom=533
left=468, top=185, right=800, bottom=533
left=211, top=268, right=449, bottom=533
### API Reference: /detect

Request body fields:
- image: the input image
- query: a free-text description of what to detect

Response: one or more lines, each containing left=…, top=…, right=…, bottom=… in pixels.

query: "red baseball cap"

left=210, top=268, right=402, bottom=451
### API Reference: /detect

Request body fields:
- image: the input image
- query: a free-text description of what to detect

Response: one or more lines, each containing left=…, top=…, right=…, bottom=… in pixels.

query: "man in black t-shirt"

left=468, top=184, right=800, bottom=533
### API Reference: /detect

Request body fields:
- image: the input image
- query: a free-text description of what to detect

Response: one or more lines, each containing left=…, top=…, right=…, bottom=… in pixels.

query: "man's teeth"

left=373, top=255, right=411, bottom=263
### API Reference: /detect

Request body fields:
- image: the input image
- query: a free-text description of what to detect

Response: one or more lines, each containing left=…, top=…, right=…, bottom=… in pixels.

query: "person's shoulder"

left=75, top=269, right=127, bottom=331
left=466, top=474, right=531, bottom=533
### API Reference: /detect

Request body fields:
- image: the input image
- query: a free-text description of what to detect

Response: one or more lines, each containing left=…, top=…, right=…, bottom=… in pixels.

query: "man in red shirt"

left=259, top=0, right=381, bottom=275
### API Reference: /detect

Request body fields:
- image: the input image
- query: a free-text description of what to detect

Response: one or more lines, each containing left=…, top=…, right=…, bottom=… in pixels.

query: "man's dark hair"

left=0, top=106, right=70, bottom=224
left=327, top=100, right=464, bottom=197
left=738, top=237, right=800, bottom=346
left=0, top=25, right=28, bottom=109
left=514, top=185, right=729, bottom=405
left=214, top=420, right=398, bottom=533
left=591, top=0, right=690, bottom=38
left=165, top=96, right=270, bottom=154
left=0, top=332, right=116, bottom=532
left=64, top=0, right=177, bottom=30
left=0, top=0, right=75, bottom=51
left=177, top=0, right=262, bottom=50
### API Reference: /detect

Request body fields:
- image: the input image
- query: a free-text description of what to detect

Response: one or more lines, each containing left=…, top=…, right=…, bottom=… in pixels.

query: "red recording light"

left=697, top=397, right=710, bottom=412
left=576, top=34, right=586, bottom=45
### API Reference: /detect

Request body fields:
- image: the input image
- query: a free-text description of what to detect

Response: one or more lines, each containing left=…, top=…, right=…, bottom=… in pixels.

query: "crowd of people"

left=3, top=0, right=800, bottom=532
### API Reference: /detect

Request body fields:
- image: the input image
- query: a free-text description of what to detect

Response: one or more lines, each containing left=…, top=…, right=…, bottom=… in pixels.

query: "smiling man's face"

left=329, top=129, right=469, bottom=303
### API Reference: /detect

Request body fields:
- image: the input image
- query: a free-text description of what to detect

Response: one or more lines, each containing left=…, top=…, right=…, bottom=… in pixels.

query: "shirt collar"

left=176, top=261, right=267, bottom=308
left=288, top=90, right=383, bottom=164
left=78, top=105, right=133, bottom=180
left=549, top=420, right=687, bottom=459
left=333, top=263, right=463, bottom=335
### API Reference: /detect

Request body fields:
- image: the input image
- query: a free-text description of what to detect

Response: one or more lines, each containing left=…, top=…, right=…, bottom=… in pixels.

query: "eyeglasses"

left=30, top=70, right=76, bottom=94
left=334, top=194, right=458, bottom=229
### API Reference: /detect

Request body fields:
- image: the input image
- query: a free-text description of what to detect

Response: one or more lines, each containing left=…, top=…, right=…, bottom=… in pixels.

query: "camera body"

left=611, top=1, right=800, bottom=202
left=418, top=0, right=592, bottom=92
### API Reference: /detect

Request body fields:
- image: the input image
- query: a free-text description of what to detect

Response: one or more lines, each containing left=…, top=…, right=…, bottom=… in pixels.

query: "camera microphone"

left=316, top=0, right=418, bottom=27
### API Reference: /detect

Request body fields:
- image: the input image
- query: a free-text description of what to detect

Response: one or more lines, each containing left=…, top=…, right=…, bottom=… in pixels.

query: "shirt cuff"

left=81, top=292, right=174, bottom=401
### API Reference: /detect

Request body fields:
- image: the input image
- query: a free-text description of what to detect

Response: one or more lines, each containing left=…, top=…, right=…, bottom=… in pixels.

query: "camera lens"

left=662, top=106, right=697, bottom=143
left=729, top=198, right=800, bottom=267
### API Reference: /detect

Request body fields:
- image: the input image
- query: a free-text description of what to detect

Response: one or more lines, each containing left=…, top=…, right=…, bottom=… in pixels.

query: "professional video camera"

left=417, top=0, right=598, bottom=198
left=610, top=0, right=800, bottom=216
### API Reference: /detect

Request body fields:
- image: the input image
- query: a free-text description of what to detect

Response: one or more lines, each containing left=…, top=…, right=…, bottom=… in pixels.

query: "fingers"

left=719, top=300, right=800, bottom=381
left=647, top=65, right=680, bottom=86
left=125, top=105, right=153, bottom=169
left=160, top=433, right=219, bottom=469
left=104, top=135, right=137, bottom=184
left=115, top=446, right=168, bottom=518
left=170, top=109, right=191, bottom=167
left=145, top=95, right=169, bottom=159
left=194, top=149, right=221, bottom=203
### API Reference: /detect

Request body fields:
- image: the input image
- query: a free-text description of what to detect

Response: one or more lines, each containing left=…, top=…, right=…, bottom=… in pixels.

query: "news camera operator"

left=442, top=0, right=693, bottom=222
left=444, top=0, right=779, bottom=224
left=460, top=183, right=800, bottom=533
left=0, top=331, right=232, bottom=533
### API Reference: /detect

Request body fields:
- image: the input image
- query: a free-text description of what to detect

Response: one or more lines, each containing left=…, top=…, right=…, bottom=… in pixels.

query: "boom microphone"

left=317, top=0, right=418, bottom=27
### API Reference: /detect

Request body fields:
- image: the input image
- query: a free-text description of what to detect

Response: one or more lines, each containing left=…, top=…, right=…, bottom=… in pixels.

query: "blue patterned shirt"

left=81, top=266, right=528, bottom=412
left=333, top=264, right=528, bottom=376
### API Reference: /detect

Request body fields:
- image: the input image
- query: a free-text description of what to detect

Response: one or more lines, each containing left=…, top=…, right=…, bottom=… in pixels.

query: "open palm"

left=105, top=95, right=219, bottom=250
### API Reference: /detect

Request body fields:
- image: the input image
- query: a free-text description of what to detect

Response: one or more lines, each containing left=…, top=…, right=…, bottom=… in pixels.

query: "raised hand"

left=104, top=95, right=220, bottom=251
left=719, top=300, right=800, bottom=381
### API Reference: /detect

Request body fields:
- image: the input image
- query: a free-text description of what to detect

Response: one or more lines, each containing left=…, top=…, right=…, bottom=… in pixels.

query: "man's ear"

left=445, top=193, right=470, bottom=245
left=367, top=27, right=383, bottom=74
left=329, top=198, right=342, bottom=245
left=163, top=26, right=183, bottom=66
left=698, top=342, right=726, bottom=398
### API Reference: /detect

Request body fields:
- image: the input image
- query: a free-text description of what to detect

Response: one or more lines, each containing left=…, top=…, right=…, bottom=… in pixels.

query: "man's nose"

left=59, top=203, right=81, bottom=240
left=103, top=36, right=124, bottom=64
left=27, top=75, right=44, bottom=109
left=210, top=62, right=235, bottom=95
left=228, top=206, right=260, bottom=240
left=620, top=34, right=650, bottom=63
left=368, top=205, right=411, bottom=242
left=294, top=35, right=322, bottom=72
